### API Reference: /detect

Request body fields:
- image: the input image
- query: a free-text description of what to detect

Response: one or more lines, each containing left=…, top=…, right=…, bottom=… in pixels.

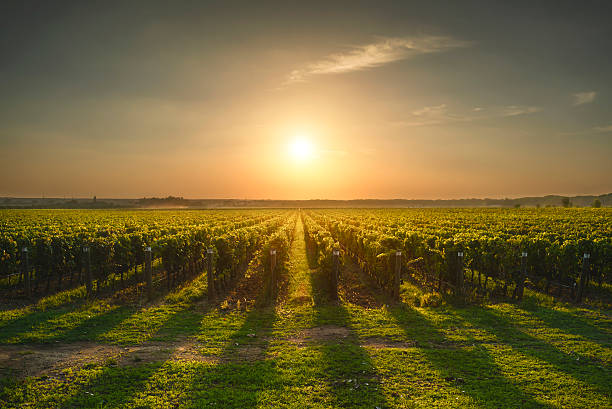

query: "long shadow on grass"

left=50, top=316, right=211, bottom=408
left=138, top=255, right=286, bottom=407
left=517, top=304, right=612, bottom=347
left=57, top=273, right=211, bottom=345
left=182, top=306, right=279, bottom=408
left=1, top=360, right=166, bottom=409
left=2, top=276, right=215, bottom=407
left=389, top=306, right=555, bottom=409
left=42, top=311, right=213, bottom=408
left=0, top=298, right=190, bottom=345
left=162, top=260, right=283, bottom=408
left=0, top=262, right=201, bottom=346
left=453, top=306, right=612, bottom=397
left=52, top=266, right=282, bottom=408
left=0, top=266, right=147, bottom=334
left=34, top=306, right=134, bottom=344
left=0, top=307, right=71, bottom=343
left=0, top=301, right=139, bottom=346
left=309, top=264, right=392, bottom=409
left=43, top=308, right=280, bottom=409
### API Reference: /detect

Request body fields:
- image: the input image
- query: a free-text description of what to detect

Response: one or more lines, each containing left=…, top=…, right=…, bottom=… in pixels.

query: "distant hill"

left=0, top=193, right=610, bottom=209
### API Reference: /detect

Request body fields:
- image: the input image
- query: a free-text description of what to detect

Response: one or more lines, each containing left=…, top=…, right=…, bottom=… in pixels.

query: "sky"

left=1, top=0, right=611, bottom=200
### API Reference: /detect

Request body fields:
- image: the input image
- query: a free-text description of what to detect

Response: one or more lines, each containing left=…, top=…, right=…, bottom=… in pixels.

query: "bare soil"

left=0, top=339, right=216, bottom=378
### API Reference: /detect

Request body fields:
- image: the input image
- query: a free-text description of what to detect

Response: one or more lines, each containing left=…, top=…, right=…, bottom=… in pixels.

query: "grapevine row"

left=0, top=210, right=292, bottom=299
left=306, top=209, right=611, bottom=302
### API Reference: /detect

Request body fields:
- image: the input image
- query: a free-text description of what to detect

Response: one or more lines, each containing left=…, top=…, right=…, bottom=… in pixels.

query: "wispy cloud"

left=401, top=104, right=467, bottom=126
left=286, top=35, right=469, bottom=84
left=394, top=104, right=541, bottom=127
left=573, top=91, right=596, bottom=106
left=557, top=123, right=612, bottom=137
left=501, top=105, right=542, bottom=117
left=593, top=124, right=612, bottom=132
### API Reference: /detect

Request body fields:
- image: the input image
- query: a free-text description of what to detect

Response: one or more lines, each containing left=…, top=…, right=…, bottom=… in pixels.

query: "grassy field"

left=1, top=219, right=611, bottom=408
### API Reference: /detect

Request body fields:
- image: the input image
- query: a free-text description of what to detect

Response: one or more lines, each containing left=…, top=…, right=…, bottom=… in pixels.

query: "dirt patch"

left=119, top=340, right=218, bottom=366
left=360, top=337, right=417, bottom=349
left=0, top=335, right=282, bottom=379
left=0, top=339, right=221, bottom=378
left=230, top=344, right=267, bottom=362
left=288, top=325, right=351, bottom=345
left=0, top=342, right=125, bottom=378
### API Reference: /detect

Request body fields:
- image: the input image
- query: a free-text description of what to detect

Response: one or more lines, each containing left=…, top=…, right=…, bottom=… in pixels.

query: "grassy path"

left=284, top=218, right=315, bottom=306
left=1, top=216, right=611, bottom=408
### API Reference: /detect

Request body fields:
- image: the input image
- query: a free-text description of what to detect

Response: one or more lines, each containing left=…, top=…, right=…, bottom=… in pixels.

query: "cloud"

left=412, top=104, right=448, bottom=117
left=501, top=105, right=542, bottom=117
left=557, top=123, right=612, bottom=137
left=394, top=104, right=541, bottom=127
left=573, top=91, right=596, bottom=106
left=593, top=124, right=612, bottom=132
left=286, top=35, right=469, bottom=84
left=401, top=104, right=467, bottom=126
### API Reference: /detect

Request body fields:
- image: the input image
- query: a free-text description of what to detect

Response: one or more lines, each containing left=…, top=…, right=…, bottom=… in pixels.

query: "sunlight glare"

left=289, top=137, right=314, bottom=162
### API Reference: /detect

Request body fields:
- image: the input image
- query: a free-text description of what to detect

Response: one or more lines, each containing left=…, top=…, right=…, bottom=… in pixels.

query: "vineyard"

left=1, top=208, right=611, bottom=408
left=304, top=208, right=612, bottom=305
left=0, top=210, right=296, bottom=303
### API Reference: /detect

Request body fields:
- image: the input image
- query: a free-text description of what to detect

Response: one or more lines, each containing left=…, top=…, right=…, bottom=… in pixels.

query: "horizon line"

left=2, top=193, right=610, bottom=201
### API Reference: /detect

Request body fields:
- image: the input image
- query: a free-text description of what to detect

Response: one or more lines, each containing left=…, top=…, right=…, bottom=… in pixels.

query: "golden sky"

left=1, top=2, right=611, bottom=199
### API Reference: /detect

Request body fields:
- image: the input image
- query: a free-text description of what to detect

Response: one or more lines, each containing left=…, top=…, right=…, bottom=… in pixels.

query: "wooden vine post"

left=456, top=251, right=464, bottom=297
left=331, top=249, right=340, bottom=301
left=270, top=249, right=277, bottom=299
left=144, top=246, right=153, bottom=301
left=207, top=248, right=215, bottom=302
left=83, top=246, right=92, bottom=296
left=576, top=253, right=590, bottom=303
left=393, top=251, right=402, bottom=301
left=22, top=247, right=31, bottom=298
left=46, top=245, right=53, bottom=294
left=516, top=251, right=527, bottom=301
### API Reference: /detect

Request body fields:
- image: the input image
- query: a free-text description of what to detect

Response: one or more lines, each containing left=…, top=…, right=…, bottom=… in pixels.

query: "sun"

left=288, top=137, right=314, bottom=161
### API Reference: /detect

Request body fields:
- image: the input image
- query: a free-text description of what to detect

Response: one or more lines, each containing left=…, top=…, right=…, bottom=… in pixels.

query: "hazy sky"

left=1, top=0, right=611, bottom=199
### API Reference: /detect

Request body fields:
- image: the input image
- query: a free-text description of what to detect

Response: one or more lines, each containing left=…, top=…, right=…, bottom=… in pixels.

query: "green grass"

left=1, top=219, right=610, bottom=408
